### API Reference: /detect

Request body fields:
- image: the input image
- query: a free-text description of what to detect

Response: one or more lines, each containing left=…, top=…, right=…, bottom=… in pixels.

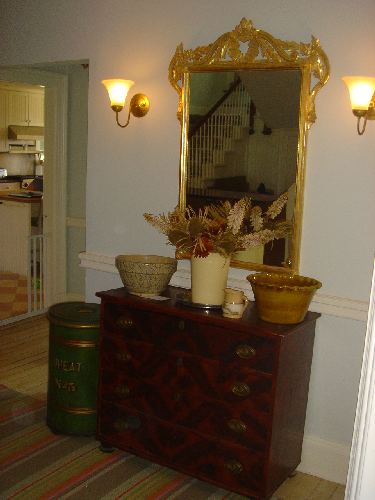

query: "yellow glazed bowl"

left=247, top=273, right=322, bottom=324
left=115, top=255, right=177, bottom=296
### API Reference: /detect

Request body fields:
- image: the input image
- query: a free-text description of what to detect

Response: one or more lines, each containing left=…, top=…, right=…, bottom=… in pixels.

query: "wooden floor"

left=0, top=314, right=48, bottom=399
left=0, top=315, right=346, bottom=499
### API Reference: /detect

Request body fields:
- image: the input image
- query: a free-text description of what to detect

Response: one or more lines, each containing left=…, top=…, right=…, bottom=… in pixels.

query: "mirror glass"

left=187, top=69, right=301, bottom=268
left=169, top=18, right=330, bottom=273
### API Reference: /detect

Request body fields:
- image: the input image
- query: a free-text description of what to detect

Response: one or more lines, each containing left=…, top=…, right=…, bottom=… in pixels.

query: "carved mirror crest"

left=169, top=18, right=329, bottom=273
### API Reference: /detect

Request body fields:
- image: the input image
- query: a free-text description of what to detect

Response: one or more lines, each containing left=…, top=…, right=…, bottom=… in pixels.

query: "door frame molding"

left=0, top=66, right=68, bottom=305
left=345, top=256, right=375, bottom=498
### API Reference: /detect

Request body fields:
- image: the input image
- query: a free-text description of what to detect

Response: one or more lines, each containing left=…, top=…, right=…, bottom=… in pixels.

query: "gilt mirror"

left=169, top=18, right=329, bottom=273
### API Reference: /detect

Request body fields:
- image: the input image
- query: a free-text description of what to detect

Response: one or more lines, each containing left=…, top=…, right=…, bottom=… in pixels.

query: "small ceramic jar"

left=222, top=288, right=248, bottom=318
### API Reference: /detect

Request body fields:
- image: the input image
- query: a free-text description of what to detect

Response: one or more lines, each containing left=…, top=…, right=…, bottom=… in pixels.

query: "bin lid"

left=48, top=302, right=100, bottom=328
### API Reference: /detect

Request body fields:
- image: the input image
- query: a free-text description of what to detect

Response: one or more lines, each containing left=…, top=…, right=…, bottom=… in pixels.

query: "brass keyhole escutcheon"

left=231, top=382, right=250, bottom=398
left=235, top=344, right=256, bottom=359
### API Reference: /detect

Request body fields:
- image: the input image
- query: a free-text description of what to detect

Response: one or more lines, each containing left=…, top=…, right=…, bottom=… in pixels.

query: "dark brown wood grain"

left=96, top=286, right=319, bottom=499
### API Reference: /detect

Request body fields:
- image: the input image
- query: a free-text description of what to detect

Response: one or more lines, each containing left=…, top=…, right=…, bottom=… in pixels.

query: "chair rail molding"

left=79, top=251, right=369, bottom=322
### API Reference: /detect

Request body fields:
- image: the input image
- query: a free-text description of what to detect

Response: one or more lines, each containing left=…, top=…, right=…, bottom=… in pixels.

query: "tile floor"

left=0, top=272, right=28, bottom=321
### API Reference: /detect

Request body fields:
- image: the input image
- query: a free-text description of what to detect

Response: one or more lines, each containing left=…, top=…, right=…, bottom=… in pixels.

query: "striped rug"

left=0, top=385, right=245, bottom=499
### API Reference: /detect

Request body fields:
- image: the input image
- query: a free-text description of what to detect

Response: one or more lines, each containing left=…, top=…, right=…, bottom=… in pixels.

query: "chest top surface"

left=96, top=286, right=320, bottom=340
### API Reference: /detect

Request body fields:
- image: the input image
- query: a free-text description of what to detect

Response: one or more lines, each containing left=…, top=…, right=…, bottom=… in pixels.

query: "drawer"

left=101, top=335, right=273, bottom=410
left=97, top=399, right=265, bottom=497
left=101, top=336, right=181, bottom=382
left=101, top=373, right=271, bottom=450
left=103, top=303, right=277, bottom=373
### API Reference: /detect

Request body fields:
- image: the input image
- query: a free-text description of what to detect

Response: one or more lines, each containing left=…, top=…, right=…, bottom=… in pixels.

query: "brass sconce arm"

left=112, top=106, right=131, bottom=128
left=112, top=94, right=150, bottom=128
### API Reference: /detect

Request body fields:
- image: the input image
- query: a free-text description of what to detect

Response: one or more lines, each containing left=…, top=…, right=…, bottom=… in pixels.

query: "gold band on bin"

left=55, top=404, right=96, bottom=415
left=52, top=337, right=97, bottom=348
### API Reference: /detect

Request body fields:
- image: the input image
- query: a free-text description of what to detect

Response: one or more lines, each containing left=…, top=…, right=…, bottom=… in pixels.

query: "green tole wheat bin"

left=47, top=302, right=100, bottom=435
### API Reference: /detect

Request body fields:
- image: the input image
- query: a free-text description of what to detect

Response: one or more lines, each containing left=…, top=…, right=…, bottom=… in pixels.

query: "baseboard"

left=298, top=434, right=350, bottom=485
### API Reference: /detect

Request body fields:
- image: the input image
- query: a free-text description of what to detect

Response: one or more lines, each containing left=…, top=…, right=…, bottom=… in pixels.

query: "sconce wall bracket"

left=130, top=93, right=150, bottom=118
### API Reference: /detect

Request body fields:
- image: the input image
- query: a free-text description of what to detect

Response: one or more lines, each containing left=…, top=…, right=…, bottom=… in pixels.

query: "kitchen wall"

left=0, top=0, right=374, bottom=485
left=0, top=152, right=35, bottom=176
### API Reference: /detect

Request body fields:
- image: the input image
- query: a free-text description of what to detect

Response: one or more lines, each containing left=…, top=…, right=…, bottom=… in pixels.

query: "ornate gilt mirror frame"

left=169, top=18, right=329, bottom=273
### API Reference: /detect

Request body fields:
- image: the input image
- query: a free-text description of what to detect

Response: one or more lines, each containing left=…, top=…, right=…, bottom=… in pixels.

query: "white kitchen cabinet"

left=0, top=200, right=31, bottom=276
left=28, top=92, right=44, bottom=126
left=8, top=91, right=28, bottom=125
left=0, top=87, right=44, bottom=152
left=8, top=90, right=44, bottom=127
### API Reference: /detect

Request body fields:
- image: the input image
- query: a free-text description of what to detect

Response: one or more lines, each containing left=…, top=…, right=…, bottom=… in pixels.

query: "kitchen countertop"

left=0, top=175, right=37, bottom=182
left=0, top=191, right=43, bottom=203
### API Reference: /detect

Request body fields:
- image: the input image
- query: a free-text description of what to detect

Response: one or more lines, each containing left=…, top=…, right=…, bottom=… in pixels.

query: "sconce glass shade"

left=342, top=76, right=375, bottom=112
left=102, top=79, right=134, bottom=111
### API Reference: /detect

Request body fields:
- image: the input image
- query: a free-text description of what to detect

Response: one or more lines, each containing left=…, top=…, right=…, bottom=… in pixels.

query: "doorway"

left=0, top=61, right=88, bottom=324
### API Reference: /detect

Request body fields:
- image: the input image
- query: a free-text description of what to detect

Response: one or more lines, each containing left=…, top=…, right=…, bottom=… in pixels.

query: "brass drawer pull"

left=225, top=459, right=244, bottom=474
left=116, top=352, right=132, bottom=362
left=231, top=382, right=250, bottom=397
left=227, top=419, right=247, bottom=434
left=235, top=344, right=256, bottom=359
left=116, top=316, right=134, bottom=329
left=115, top=385, right=130, bottom=396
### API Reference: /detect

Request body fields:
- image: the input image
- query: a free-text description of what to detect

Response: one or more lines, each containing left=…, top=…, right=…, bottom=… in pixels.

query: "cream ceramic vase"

left=190, top=252, right=230, bottom=305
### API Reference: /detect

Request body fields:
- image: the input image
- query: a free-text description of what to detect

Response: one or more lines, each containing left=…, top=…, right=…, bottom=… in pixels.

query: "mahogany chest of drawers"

left=96, top=286, right=319, bottom=499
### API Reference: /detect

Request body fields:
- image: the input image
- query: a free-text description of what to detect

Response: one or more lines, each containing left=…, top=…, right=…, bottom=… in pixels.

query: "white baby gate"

left=0, top=233, right=48, bottom=326
left=28, top=233, right=47, bottom=317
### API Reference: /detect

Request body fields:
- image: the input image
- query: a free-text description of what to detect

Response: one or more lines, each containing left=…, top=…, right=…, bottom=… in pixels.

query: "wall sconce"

left=342, top=76, right=375, bottom=135
left=102, top=79, right=150, bottom=128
